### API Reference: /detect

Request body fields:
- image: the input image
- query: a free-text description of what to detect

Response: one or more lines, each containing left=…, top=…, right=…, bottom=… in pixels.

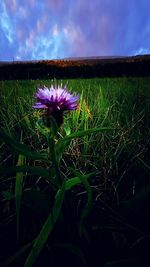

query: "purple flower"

left=33, top=85, right=79, bottom=126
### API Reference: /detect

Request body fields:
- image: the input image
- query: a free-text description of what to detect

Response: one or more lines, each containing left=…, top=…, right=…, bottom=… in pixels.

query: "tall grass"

left=0, top=77, right=150, bottom=267
left=0, top=77, right=149, bottom=194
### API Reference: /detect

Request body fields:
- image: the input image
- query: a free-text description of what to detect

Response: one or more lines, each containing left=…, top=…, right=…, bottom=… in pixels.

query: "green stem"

left=48, top=136, right=62, bottom=186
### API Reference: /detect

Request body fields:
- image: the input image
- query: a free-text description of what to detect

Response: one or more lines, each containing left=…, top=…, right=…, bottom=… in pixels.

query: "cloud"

left=52, top=24, right=59, bottom=36
left=0, top=2, right=15, bottom=44
left=63, top=23, right=87, bottom=56
left=133, top=47, right=150, bottom=55
left=0, top=0, right=150, bottom=60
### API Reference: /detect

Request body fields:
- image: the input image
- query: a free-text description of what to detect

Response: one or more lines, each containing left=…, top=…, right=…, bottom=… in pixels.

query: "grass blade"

left=24, top=181, right=65, bottom=267
left=136, top=156, right=150, bottom=171
left=62, top=127, right=114, bottom=140
left=68, top=167, right=93, bottom=237
left=0, top=166, right=51, bottom=180
left=0, top=128, right=47, bottom=161
left=65, top=172, right=95, bottom=191
left=15, top=154, right=25, bottom=243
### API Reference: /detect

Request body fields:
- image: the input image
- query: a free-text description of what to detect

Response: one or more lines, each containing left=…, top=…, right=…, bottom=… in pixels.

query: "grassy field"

left=0, top=77, right=150, bottom=267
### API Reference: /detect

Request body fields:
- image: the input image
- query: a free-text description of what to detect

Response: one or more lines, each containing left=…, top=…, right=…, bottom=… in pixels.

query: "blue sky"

left=0, top=0, right=150, bottom=61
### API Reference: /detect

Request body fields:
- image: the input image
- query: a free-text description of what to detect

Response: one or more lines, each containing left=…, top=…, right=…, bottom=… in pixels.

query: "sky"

left=0, top=0, right=150, bottom=61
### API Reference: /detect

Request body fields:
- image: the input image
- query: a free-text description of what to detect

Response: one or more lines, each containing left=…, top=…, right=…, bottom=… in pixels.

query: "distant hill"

left=0, top=54, right=150, bottom=80
left=63, top=55, right=126, bottom=60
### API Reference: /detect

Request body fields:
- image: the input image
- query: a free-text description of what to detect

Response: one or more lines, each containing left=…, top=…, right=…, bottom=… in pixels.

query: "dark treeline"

left=0, top=55, right=150, bottom=80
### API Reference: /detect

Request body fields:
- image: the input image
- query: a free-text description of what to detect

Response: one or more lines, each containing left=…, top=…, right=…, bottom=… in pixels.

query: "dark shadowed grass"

left=0, top=77, right=150, bottom=267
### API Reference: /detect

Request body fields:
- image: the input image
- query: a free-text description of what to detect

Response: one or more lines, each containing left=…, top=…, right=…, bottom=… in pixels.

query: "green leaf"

left=61, top=127, right=114, bottom=140
left=68, top=167, right=93, bottom=237
left=0, top=128, right=48, bottom=161
left=0, top=166, right=51, bottom=181
left=15, top=154, right=25, bottom=243
left=24, top=182, right=65, bottom=267
left=68, top=167, right=93, bottom=220
left=65, top=172, right=95, bottom=191
left=64, top=125, right=71, bottom=136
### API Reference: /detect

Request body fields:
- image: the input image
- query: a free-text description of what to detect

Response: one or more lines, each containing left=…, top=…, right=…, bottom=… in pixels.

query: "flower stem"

left=48, top=136, right=62, bottom=187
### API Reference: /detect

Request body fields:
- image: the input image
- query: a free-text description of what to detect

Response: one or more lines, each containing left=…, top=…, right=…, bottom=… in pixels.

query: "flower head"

left=33, top=84, right=79, bottom=127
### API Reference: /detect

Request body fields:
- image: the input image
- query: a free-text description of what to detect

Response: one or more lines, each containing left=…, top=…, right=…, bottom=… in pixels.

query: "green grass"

left=0, top=77, right=150, bottom=267
left=0, top=77, right=149, bottom=203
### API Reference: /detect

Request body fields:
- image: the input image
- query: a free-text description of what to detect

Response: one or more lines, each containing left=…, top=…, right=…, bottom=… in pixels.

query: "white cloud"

left=133, top=47, right=150, bottom=55
left=18, top=6, right=28, bottom=19
left=25, top=30, right=35, bottom=48
left=0, top=2, right=14, bottom=43
left=52, top=24, right=59, bottom=36
left=63, top=23, right=87, bottom=56
left=63, top=23, right=81, bottom=43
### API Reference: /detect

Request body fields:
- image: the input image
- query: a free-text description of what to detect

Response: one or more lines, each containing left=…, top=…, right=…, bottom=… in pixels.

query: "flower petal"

left=32, top=84, right=79, bottom=113
left=32, top=103, right=46, bottom=109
